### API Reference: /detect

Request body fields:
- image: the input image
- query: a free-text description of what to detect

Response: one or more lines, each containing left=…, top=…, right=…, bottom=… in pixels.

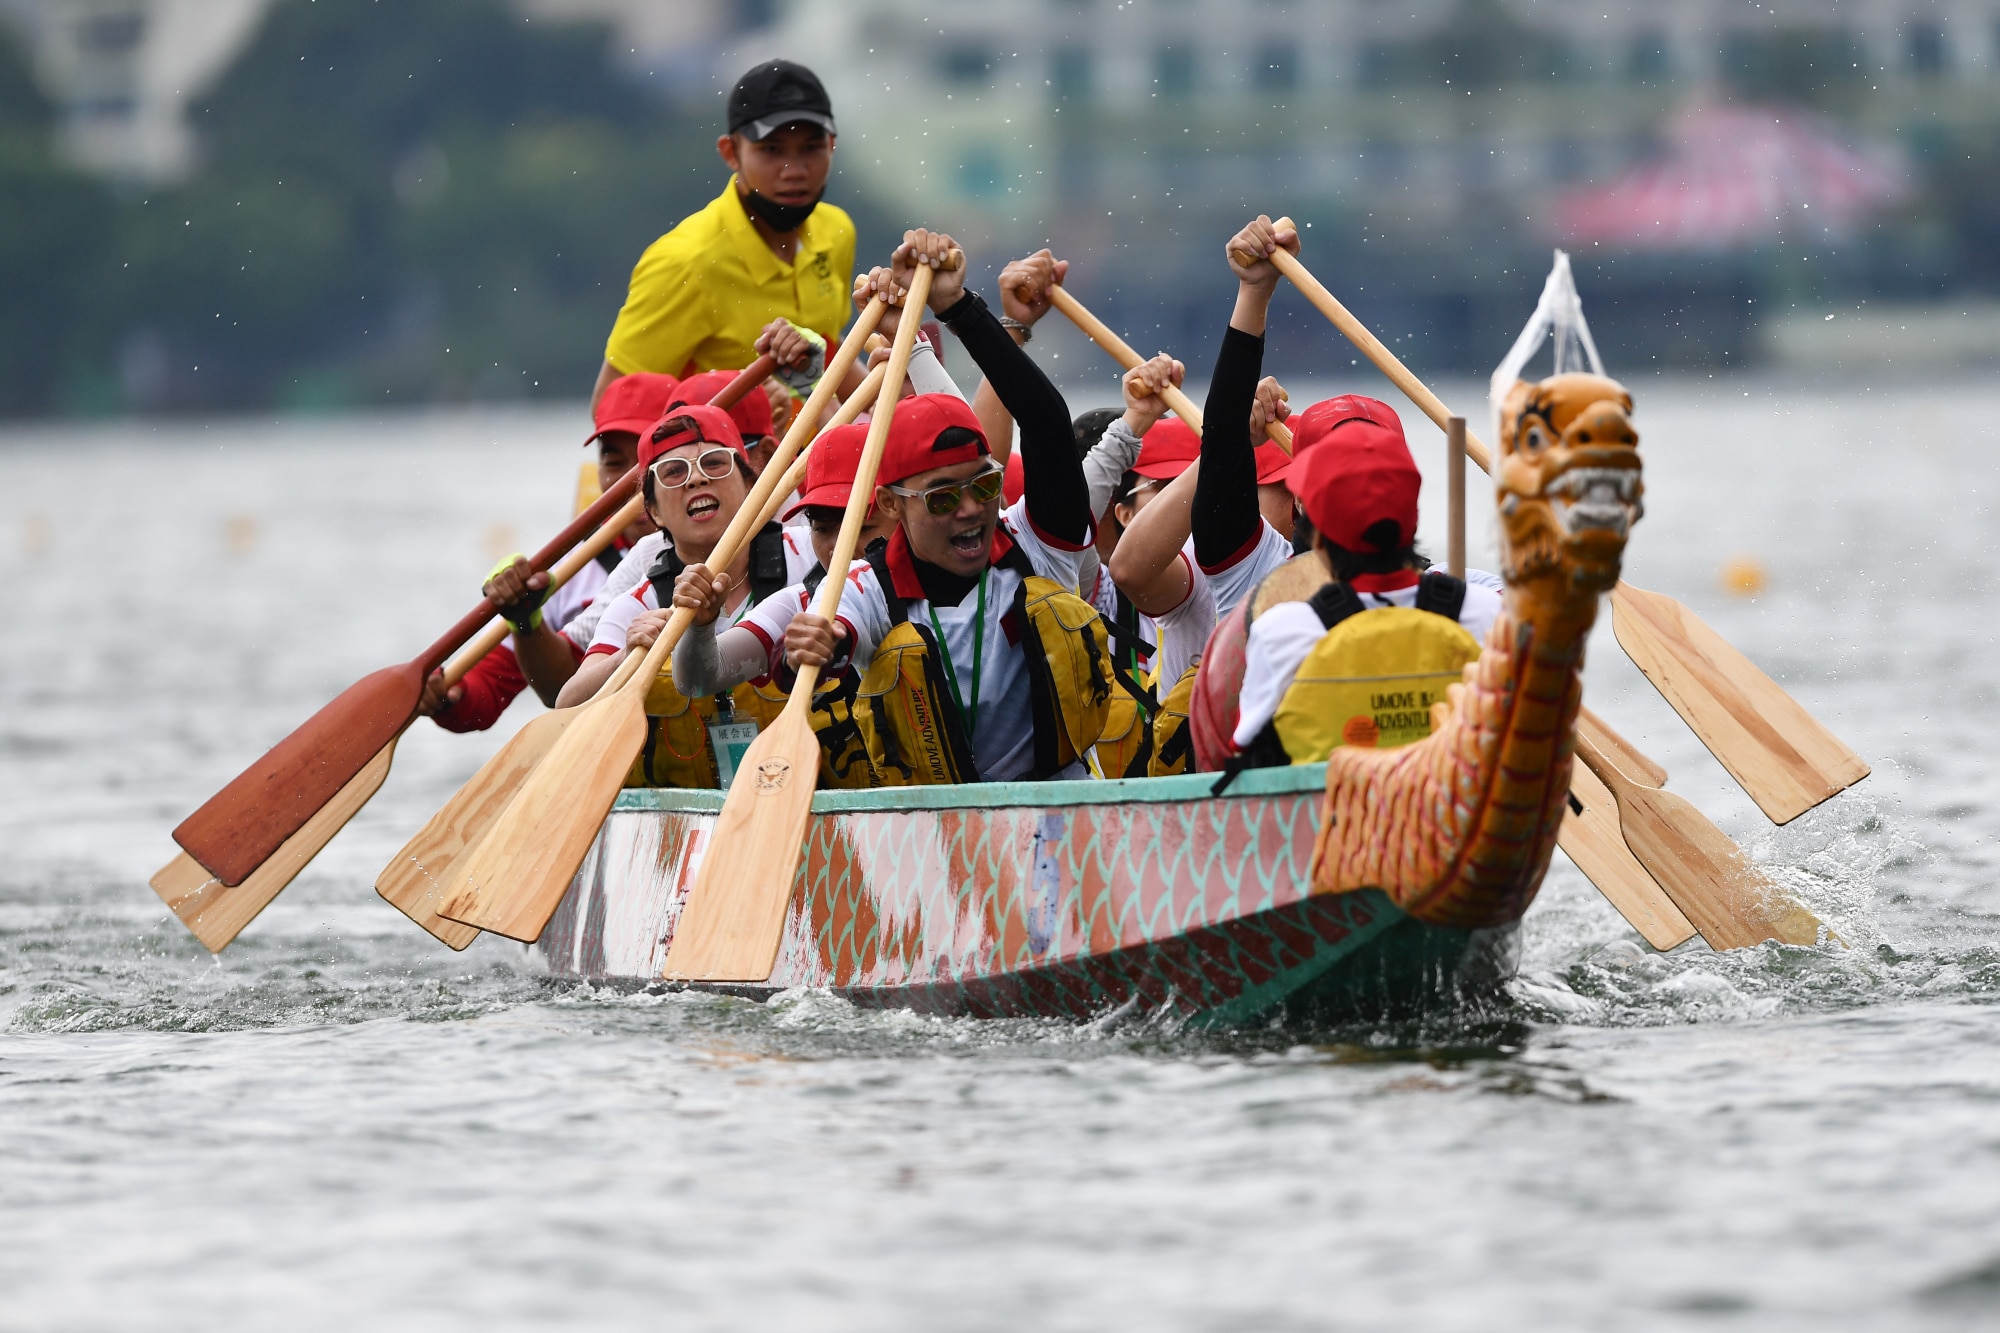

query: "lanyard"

left=925, top=570, right=986, bottom=740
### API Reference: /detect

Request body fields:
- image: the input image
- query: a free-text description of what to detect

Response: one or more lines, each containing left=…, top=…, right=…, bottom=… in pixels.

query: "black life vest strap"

left=646, top=522, right=790, bottom=607
left=644, top=543, right=682, bottom=606
left=594, top=546, right=623, bottom=576
left=1307, top=579, right=1368, bottom=631
left=1414, top=569, right=1468, bottom=622
left=861, top=537, right=907, bottom=626
left=747, top=523, right=789, bottom=604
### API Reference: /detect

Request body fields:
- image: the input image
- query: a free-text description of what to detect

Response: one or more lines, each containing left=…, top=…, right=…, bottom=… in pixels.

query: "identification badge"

left=708, top=720, right=761, bottom=790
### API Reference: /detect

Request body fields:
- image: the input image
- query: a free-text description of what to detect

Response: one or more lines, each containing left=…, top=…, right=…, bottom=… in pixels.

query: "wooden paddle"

left=378, top=359, right=892, bottom=948
left=1260, top=220, right=1867, bottom=824
left=1048, top=285, right=1292, bottom=455
left=147, top=493, right=649, bottom=951
left=434, top=300, right=891, bottom=942
left=662, top=254, right=953, bottom=982
left=1610, top=582, right=1868, bottom=824
left=1050, top=282, right=1699, bottom=947
left=1560, top=746, right=1696, bottom=951
left=167, top=356, right=777, bottom=887
left=1573, top=731, right=1824, bottom=949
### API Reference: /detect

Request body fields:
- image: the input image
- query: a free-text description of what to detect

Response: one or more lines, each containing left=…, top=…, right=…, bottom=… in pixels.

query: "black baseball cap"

left=727, top=60, right=836, bottom=141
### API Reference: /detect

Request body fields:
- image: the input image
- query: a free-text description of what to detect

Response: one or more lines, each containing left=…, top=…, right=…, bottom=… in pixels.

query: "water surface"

left=2, top=379, right=1996, bottom=1330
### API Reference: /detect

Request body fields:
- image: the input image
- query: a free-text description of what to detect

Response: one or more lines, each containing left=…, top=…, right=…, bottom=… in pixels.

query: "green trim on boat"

left=610, top=762, right=1332, bottom=816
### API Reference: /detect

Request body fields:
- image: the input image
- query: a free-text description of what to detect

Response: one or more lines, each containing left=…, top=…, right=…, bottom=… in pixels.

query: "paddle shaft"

left=1447, top=417, right=1466, bottom=578
left=1265, top=220, right=1493, bottom=471
left=709, top=354, right=777, bottom=412
left=1048, top=285, right=1291, bottom=453
left=798, top=262, right=939, bottom=699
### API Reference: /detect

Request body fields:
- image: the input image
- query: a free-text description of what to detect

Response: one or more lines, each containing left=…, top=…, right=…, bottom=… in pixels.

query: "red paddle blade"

left=173, top=662, right=423, bottom=885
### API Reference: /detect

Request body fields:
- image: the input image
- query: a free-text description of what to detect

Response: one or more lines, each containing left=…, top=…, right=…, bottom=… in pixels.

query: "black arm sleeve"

left=937, top=290, right=1090, bottom=546
left=1193, top=325, right=1266, bottom=572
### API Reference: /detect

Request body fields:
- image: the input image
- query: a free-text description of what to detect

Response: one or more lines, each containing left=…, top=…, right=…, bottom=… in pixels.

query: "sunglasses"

left=651, top=446, right=738, bottom=490
left=887, top=464, right=1007, bottom=516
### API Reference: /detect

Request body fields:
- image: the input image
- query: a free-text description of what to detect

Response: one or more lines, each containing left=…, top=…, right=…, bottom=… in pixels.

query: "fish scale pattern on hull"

left=538, top=771, right=1492, bottom=1023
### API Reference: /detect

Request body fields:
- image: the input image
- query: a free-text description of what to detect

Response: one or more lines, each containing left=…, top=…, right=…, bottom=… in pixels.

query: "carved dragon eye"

left=1521, top=420, right=1552, bottom=454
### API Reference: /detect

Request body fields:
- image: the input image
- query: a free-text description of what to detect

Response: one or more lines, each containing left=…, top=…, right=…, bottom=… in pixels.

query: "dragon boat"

left=535, top=371, right=1645, bottom=1025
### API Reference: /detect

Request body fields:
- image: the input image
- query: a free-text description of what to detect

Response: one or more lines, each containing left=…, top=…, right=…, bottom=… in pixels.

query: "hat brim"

left=738, top=110, right=836, bottom=141
left=1131, top=458, right=1194, bottom=481
left=583, top=418, right=653, bottom=447
left=782, top=482, right=852, bottom=519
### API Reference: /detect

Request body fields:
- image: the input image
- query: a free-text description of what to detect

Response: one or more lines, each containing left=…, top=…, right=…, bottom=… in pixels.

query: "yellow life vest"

left=626, top=672, right=787, bottom=789
left=1093, top=675, right=1152, bottom=779
left=1148, top=663, right=1199, bottom=777
left=1089, top=589, right=1160, bottom=780
left=1269, top=573, right=1482, bottom=765
left=620, top=522, right=793, bottom=789
left=804, top=667, right=882, bottom=790
left=835, top=538, right=1116, bottom=785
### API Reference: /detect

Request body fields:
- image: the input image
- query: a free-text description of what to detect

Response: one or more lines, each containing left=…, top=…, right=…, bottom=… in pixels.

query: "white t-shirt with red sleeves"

left=1147, top=522, right=1294, bottom=689
left=564, top=532, right=665, bottom=651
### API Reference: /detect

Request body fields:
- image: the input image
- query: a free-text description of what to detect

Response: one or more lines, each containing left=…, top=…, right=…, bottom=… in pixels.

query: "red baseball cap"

left=638, top=404, right=747, bottom=474
left=670, top=368, right=775, bottom=446
left=588, top=372, right=680, bottom=445
left=783, top=422, right=873, bottom=518
left=1131, top=417, right=1200, bottom=480
left=1286, top=397, right=1419, bottom=552
left=1290, top=395, right=1404, bottom=454
left=876, top=393, right=988, bottom=488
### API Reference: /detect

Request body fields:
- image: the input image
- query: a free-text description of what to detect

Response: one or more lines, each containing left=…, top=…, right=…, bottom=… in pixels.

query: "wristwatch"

left=998, top=315, right=1033, bottom=343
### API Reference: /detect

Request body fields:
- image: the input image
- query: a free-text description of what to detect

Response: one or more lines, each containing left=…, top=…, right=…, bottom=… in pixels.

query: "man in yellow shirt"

left=593, top=60, right=857, bottom=410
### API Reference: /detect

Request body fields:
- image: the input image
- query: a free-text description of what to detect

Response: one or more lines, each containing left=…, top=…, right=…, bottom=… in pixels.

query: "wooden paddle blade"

left=151, top=739, right=398, bottom=951
left=173, top=662, right=422, bottom=886
left=1558, top=765, right=1697, bottom=951
left=662, top=705, right=818, bottom=982
left=377, top=710, right=583, bottom=950
left=1610, top=779, right=1822, bottom=950
left=1612, top=581, right=1868, bottom=824
left=437, top=694, right=647, bottom=942
left=149, top=850, right=214, bottom=913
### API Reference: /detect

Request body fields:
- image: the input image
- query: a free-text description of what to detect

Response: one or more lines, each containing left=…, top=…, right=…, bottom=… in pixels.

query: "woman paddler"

left=668, top=230, right=1116, bottom=786
left=550, top=404, right=793, bottom=789
left=1187, top=216, right=1506, bottom=770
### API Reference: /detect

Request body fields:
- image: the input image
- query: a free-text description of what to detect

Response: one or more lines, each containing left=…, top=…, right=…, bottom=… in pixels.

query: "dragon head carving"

left=1495, top=372, right=1643, bottom=596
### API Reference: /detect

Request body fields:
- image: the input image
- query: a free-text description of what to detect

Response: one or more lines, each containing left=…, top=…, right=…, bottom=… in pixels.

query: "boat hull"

left=538, top=766, right=1517, bottom=1026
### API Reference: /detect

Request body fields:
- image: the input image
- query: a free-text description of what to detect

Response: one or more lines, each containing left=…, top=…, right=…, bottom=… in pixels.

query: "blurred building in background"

left=0, top=0, right=267, bottom=180
left=2, top=0, right=1999, bottom=416
left=725, top=0, right=1995, bottom=374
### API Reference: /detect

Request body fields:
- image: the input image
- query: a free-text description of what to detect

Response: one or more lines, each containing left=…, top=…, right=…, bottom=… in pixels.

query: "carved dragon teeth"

left=1547, top=466, right=1642, bottom=536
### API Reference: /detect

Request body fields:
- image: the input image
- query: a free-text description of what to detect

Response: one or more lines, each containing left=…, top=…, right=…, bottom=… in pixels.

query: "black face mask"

left=741, top=187, right=821, bottom=233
